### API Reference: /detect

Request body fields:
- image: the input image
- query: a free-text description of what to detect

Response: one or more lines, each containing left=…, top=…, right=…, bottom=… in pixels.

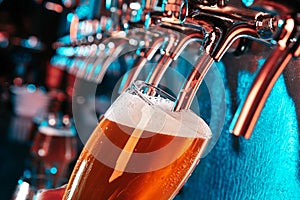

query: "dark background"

left=0, top=1, right=68, bottom=199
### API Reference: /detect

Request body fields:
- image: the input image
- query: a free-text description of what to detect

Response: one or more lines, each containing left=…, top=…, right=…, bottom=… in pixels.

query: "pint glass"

left=31, top=123, right=78, bottom=189
left=63, top=80, right=211, bottom=199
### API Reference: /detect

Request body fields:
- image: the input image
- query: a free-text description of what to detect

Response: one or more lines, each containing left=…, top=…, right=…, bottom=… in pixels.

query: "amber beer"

left=31, top=126, right=78, bottom=188
left=63, top=82, right=211, bottom=200
left=31, top=126, right=77, bottom=164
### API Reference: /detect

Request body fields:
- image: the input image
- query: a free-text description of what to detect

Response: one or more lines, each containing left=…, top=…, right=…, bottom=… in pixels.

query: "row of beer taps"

left=52, top=0, right=300, bottom=139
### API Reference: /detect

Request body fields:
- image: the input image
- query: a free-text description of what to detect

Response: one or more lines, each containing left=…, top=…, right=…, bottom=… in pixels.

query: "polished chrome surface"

left=52, top=0, right=299, bottom=139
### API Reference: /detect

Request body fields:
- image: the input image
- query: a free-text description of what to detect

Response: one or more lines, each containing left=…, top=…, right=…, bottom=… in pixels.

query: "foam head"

left=105, top=91, right=212, bottom=139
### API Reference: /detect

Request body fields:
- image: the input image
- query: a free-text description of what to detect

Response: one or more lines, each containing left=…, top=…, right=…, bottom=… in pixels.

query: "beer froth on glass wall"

left=63, top=81, right=212, bottom=199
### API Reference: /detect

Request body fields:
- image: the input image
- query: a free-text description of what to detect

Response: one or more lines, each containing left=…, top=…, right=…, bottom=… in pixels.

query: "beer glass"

left=30, top=117, right=78, bottom=189
left=63, top=80, right=212, bottom=199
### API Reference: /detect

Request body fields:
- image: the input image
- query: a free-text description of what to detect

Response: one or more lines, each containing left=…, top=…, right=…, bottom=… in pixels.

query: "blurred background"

left=0, top=1, right=89, bottom=199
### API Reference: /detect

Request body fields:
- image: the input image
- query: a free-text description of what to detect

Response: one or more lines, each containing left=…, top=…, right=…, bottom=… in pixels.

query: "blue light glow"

left=144, top=13, right=151, bottom=29
left=67, top=13, right=74, bottom=22
left=40, top=120, right=48, bottom=127
left=27, top=84, right=36, bottom=93
left=94, top=64, right=102, bottom=75
left=23, top=169, right=31, bottom=178
left=106, top=18, right=112, bottom=31
left=57, top=47, right=75, bottom=56
left=50, top=167, right=58, bottom=175
left=105, top=0, right=112, bottom=10
left=18, top=179, right=23, bottom=185
left=242, top=0, right=254, bottom=7
left=78, top=60, right=85, bottom=69
left=58, top=35, right=71, bottom=44
left=257, top=58, right=266, bottom=67
left=86, top=63, right=93, bottom=73
left=75, top=4, right=89, bottom=20
left=118, top=72, right=129, bottom=94
left=277, top=19, right=284, bottom=28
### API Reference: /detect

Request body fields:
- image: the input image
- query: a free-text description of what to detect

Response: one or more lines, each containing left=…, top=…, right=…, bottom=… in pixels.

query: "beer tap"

left=126, top=0, right=294, bottom=142
left=229, top=0, right=300, bottom=138
left=143, top=0, right=209, bottom=88
left=173, top=0, right=299, bottom=140
left=141, top=0, right=274, bottom=97
left=119, top=27, right=180, bottom=92
left=114, top=0, right=185, bottom=91
left=52, top=0, right=128, bottom=77
left=83, top=26, right=177, bottom=83
left=68, top=0, right=124, bottom=44
left=56, top=0, right=177, bottom=84
left=89, top=36, right=132, bottom=82
left=173, top=3, right=275, bottom=111
left=52, top=0, right=153, bottom=77
left=53, top=0, right=299, bottom=141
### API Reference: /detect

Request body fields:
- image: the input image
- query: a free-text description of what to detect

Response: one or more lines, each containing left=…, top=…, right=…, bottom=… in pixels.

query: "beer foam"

left=104, top=92, right=212, bottom=139
left=38, top=126, right=76, bottom=137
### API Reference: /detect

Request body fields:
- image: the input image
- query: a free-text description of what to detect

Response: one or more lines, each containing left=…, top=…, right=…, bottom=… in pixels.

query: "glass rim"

left=130, top=80, right=177, bottom=104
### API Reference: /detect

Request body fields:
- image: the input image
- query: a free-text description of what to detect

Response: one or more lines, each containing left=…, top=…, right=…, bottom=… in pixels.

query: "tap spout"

left=172, top=10, right=275, bottom=111
left=145, top=29, right=205, bottom=87
left=119, top=29, right=172, bottom=92
left=229, top=17, right=299, bottom=139
left=173, top=52, right=214, bottom=111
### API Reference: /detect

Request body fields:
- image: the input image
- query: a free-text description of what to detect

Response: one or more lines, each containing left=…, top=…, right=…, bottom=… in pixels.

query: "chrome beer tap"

left=116, top=0, right=184, bottom=91
left=53, top=0, right=133, bottom=80
left=174, top=0, right=299, bottom=140
left=172, top=2, right=276, bottom=112
left=142, top=0, right=209, bottom=88
left=229, top=0, right=300, bottom=138
left=52, top=0, right=166, bottom=82
left=67, top=0, right=180, bottom=84
left=135, top=0, right=299, bottom=141
left=119, top=27, right=180, bottom=92
left=53, top=0, right=299, bottom=141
